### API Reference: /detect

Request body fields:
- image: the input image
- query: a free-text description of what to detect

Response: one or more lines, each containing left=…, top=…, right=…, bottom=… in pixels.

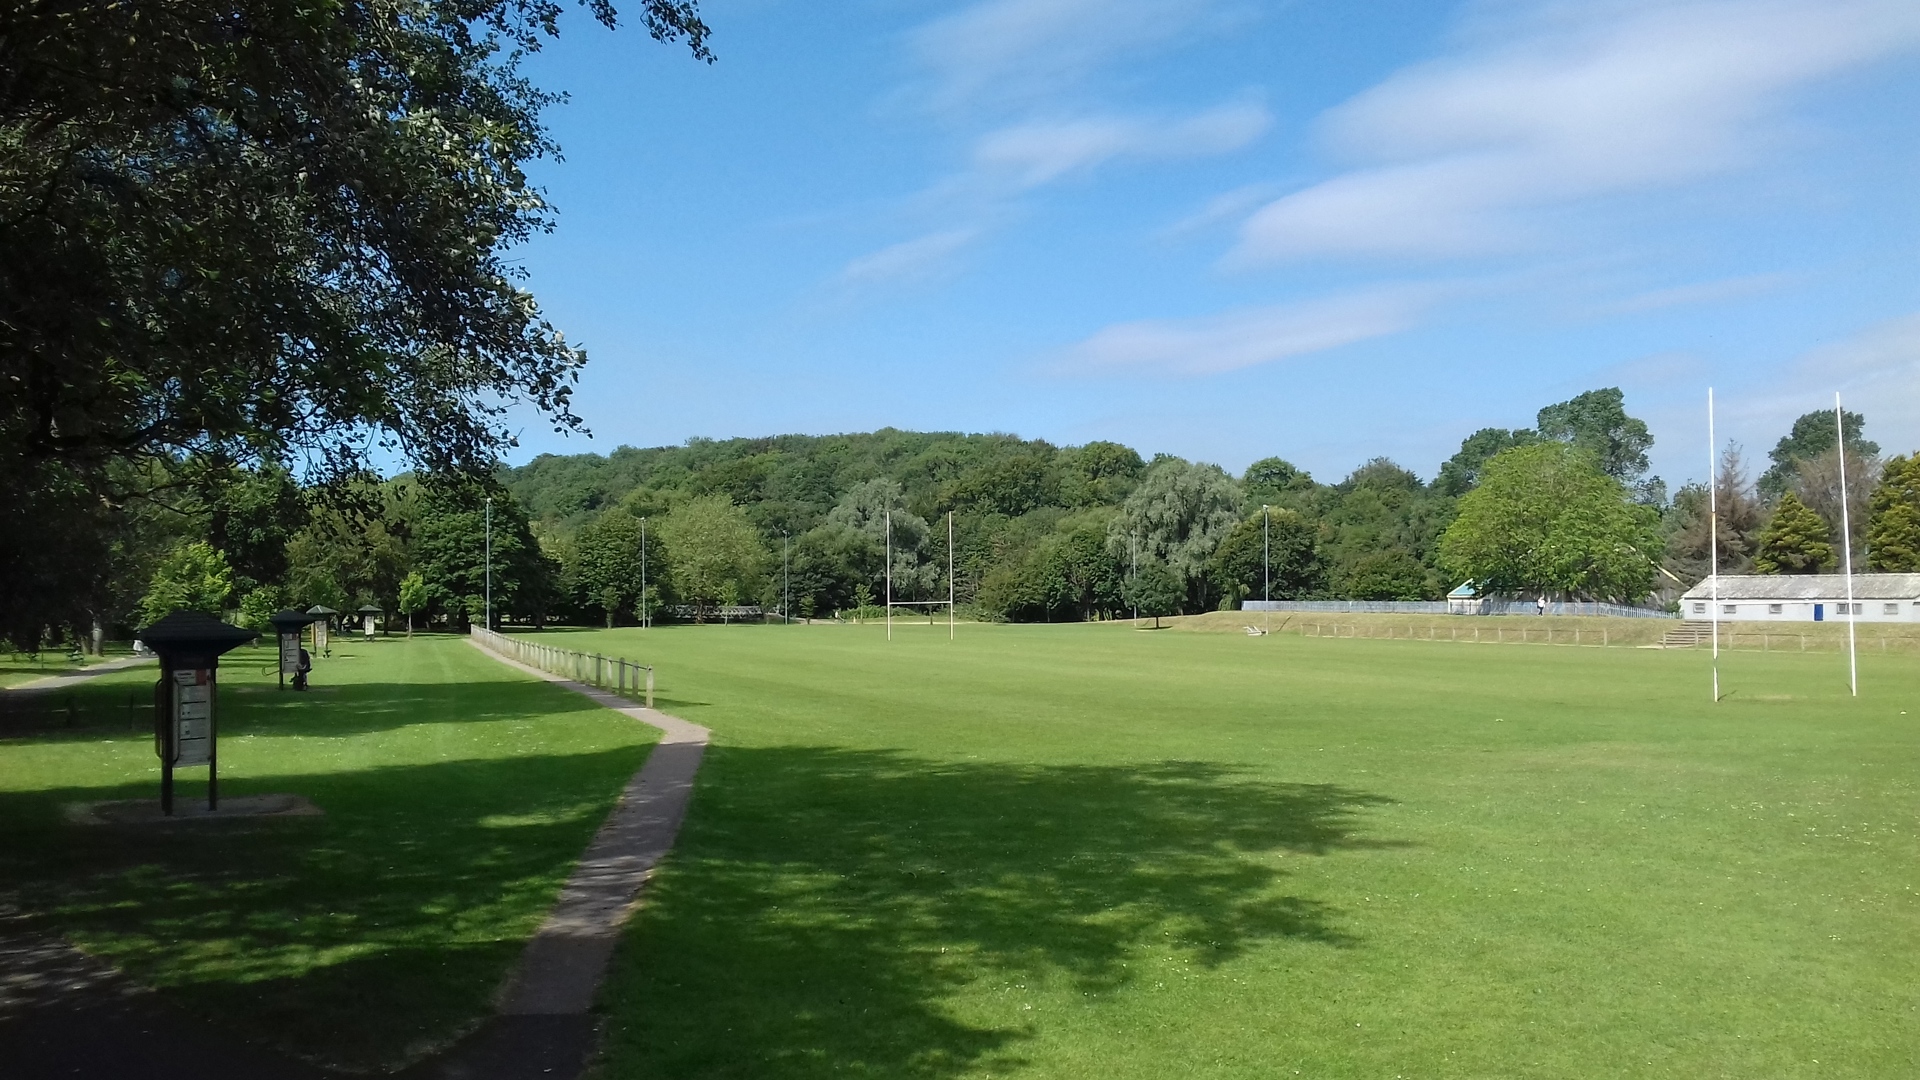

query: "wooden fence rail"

left=471, top=627, right=654, bottom=708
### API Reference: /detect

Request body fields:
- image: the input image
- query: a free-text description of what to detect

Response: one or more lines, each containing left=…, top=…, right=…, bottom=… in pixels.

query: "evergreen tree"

left=1123, top=559, right=1183, bottom=629
left=1866, top=454, right=1920, bottom=572
left=1752, top=492, right=1833, bottom=574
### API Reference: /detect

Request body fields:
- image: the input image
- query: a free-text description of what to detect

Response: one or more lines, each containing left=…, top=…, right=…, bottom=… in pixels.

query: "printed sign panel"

left=363, top=614, right=376, bottom=638
left=280, top=633, right=301, bottom=674
left=171, top=668, right=213, bottom=767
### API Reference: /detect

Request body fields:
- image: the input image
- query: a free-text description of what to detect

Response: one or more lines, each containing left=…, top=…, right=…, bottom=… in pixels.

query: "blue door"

left=1814, top=603, right=1824, bottom=621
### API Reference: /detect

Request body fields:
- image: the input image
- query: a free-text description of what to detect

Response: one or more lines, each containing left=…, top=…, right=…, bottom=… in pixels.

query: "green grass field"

left=0, top=636, right=655, bottom=1070
left=524, top=621, right=1920, bottom=1080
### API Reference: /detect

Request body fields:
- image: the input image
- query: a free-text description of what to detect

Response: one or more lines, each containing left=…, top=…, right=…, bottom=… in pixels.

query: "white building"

left=1679, top=573, right=1920, bottom=623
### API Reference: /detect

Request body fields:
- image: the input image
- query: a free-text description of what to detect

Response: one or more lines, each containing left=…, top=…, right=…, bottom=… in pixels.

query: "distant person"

left=1536, top=595, right=1547, bottom=616
left=293, top=647, right=312, bottom=691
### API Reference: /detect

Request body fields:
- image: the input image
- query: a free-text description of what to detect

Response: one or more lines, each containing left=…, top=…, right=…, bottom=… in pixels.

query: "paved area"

left=6, top=654, right=154, bottom=694
left=0, top=640, right=708, bottom=1080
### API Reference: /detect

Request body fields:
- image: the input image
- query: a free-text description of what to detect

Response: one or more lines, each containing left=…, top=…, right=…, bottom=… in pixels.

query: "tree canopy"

left=1865, top=454, right=1920, bottom=573
left=1439, top=443, right=1659, bottom=601
left=1751, top=492, right=1833, bottom=574
left=0, top=0, right=708, bottom=640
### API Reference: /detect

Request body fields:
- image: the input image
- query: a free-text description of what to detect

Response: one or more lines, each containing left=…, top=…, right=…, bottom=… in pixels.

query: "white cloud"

left=839, top=229, right=981, bottom=286
left=1600, top=273, right=1795, bottom=315
left=911, top=0, right=1230, bottom=111
left=973, top=100, right=1270, bottom=187
left=1055, top=285, right=1442, bottom=376
left=1232, top=0, right=1920, bottom=263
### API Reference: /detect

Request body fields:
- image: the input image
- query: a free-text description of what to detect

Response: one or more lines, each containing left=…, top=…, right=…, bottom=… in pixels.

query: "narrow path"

left=412, top=638, right=710, bottom=1079
left=5, top=654, right=153, bottom=694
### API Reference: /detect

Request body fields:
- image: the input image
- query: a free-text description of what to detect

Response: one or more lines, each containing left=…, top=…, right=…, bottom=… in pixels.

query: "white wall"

left=1683, top=599, right=1920, bottom=623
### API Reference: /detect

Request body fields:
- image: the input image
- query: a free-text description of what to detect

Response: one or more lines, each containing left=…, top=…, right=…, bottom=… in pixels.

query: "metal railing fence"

left=1240, top=599, right=1674, bottom=619
left=471, top=626, right=654, bottom=708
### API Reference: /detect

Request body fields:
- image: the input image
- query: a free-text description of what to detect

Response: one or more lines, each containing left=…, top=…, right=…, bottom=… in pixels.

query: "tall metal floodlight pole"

left=885, top=509, right=893, bottom=641
left=640, top=517, right=648, bottom=628
left=948, top=511, right=955, bottom=641
left=1708, top=390, right=1719, bottom=702
left=1837, top=393, right=1858, bottom=697
left=484, top=496, right=493, bottom=632
left=782, top=531, right=790, bottom=624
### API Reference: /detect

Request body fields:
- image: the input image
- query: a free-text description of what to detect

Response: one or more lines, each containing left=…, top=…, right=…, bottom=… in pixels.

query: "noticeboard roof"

left=268, top=608, right=317, bottom=632
left=136, top=611, right=259, bottom=657
left=357, top=604, right=384, bottom=614
left=306, top=605, right=341, bottom=616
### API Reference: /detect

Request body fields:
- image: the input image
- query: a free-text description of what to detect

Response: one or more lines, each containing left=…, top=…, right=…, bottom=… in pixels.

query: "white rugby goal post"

left=885, top=509, right=956, bottom=641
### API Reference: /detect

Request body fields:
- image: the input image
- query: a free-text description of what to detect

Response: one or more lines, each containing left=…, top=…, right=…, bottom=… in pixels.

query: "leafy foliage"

left=1108, top=459, right=1242, bottom=612
left=1439, top=443, right=1658, bottom=601
left=1760, top=409, right=1877, bottom=498
left=139, top=541, right=236, bottom=624
left=1122, top=558, right=1183, bottom=627
left=1866, top=454, right=1920, bottom=573
left=656, top=496, right=767, bottom=614
left=1751, top=492, right=1833, bottom=574
left=1534, top=388, right=1658, bottom=498
left=1207, top=508, right=1321, bottom=604
left=0, top=0, right=708, bottom=642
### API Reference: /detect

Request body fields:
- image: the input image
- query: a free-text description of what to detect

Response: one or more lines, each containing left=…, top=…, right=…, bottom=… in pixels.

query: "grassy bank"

left=525, top=621, right=1920, bottom=1080
left=0, top=635, right=655, bottom=1070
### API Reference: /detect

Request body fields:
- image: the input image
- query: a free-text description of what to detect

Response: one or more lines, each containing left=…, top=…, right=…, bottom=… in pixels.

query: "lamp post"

left=484, top=496, right=493, bottom=631
left=781, top=530, right=790, bottom=624
left=640, top=516, right=648, bottom=628
left=1262, top=504, right=1271, bottom=604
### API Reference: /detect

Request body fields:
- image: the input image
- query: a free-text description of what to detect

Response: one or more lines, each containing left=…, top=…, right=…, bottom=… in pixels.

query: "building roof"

left=1680, top=573, right=1920, bottom=601
left=1448, top=581, right=1478, bottom=599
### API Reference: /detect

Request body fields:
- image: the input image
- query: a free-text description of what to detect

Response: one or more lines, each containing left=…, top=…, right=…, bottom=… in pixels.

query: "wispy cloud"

left=1231, top=0, right=1920, bottom=263
left=838, top=228, right=981, bottom=286
left=972, top=100, right=1270, bottom=187
left=1599, top=272, right=1796, bottom=315
left=1055, top=285, right=1443, bottom=376
left=910, top=0, right=1234, bottom=112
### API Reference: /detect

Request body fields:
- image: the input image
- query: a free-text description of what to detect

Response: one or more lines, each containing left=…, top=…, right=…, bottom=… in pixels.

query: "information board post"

left=306, top=605, right=339, bottom=658
left=136, top=611, right=257, bottom=815
left=268, top=610, right=317, bottom=691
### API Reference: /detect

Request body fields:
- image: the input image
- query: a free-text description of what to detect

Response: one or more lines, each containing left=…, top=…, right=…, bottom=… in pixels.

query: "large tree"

left=1208, top=507, right=1320, bottom=603
left=1439, top=442, right=1658, bottom=601
left=1534, top=388, right=1660, bottom=501
left=656, top=495, right=766, bottom=615
left=1759, top=409, right=1877, bottom=498
left=570, top=509, right=647, bottom=626
left=1752, top=492, right=1833, bottom=574
left=1108, top=458, right=1242, bottom=612
left=0, top=0, right=709, bottom=643
left=1865, top=454, right=1920, bottom=573
left=1434, top=427, right=1540, bottom=497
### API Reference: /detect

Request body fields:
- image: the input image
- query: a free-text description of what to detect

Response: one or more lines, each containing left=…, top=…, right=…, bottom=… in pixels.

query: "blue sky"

left=507, top=0, right=1920, bottom=490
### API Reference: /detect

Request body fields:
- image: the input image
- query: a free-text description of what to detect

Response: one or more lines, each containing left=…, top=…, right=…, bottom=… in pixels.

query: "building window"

left=1693, top=602, right=1706, bottom=614
left=1836, top=602, right=1861, bottom=615
left=1887, top=603, right=1901, bottom=616
left=1769, top=604, right=1783, bottom=614
left=1723, top=604, right=1737, bottom=615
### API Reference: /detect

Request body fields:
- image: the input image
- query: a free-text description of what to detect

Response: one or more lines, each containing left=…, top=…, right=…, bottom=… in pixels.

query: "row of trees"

left=20, top=392, right=1917, bottom=645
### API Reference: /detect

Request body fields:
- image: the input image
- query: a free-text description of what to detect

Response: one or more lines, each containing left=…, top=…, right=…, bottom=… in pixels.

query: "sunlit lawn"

left=0, top=635, right=655, bottom=1070
left=533, top=621, right=1920, bottom=1080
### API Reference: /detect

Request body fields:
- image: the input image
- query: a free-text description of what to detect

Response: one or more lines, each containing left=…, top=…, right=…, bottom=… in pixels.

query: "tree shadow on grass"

left=601, top=746, right=1403, bottom=1079
left=0, top=744, right=654, bottom=1072
left=0, top=674, right=606, bottom=743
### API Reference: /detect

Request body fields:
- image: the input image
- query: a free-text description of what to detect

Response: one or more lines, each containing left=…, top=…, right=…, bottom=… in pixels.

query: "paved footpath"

left=0, top=640, right=708, bottom=1080
left=6, top=654, right=155, bottom=694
